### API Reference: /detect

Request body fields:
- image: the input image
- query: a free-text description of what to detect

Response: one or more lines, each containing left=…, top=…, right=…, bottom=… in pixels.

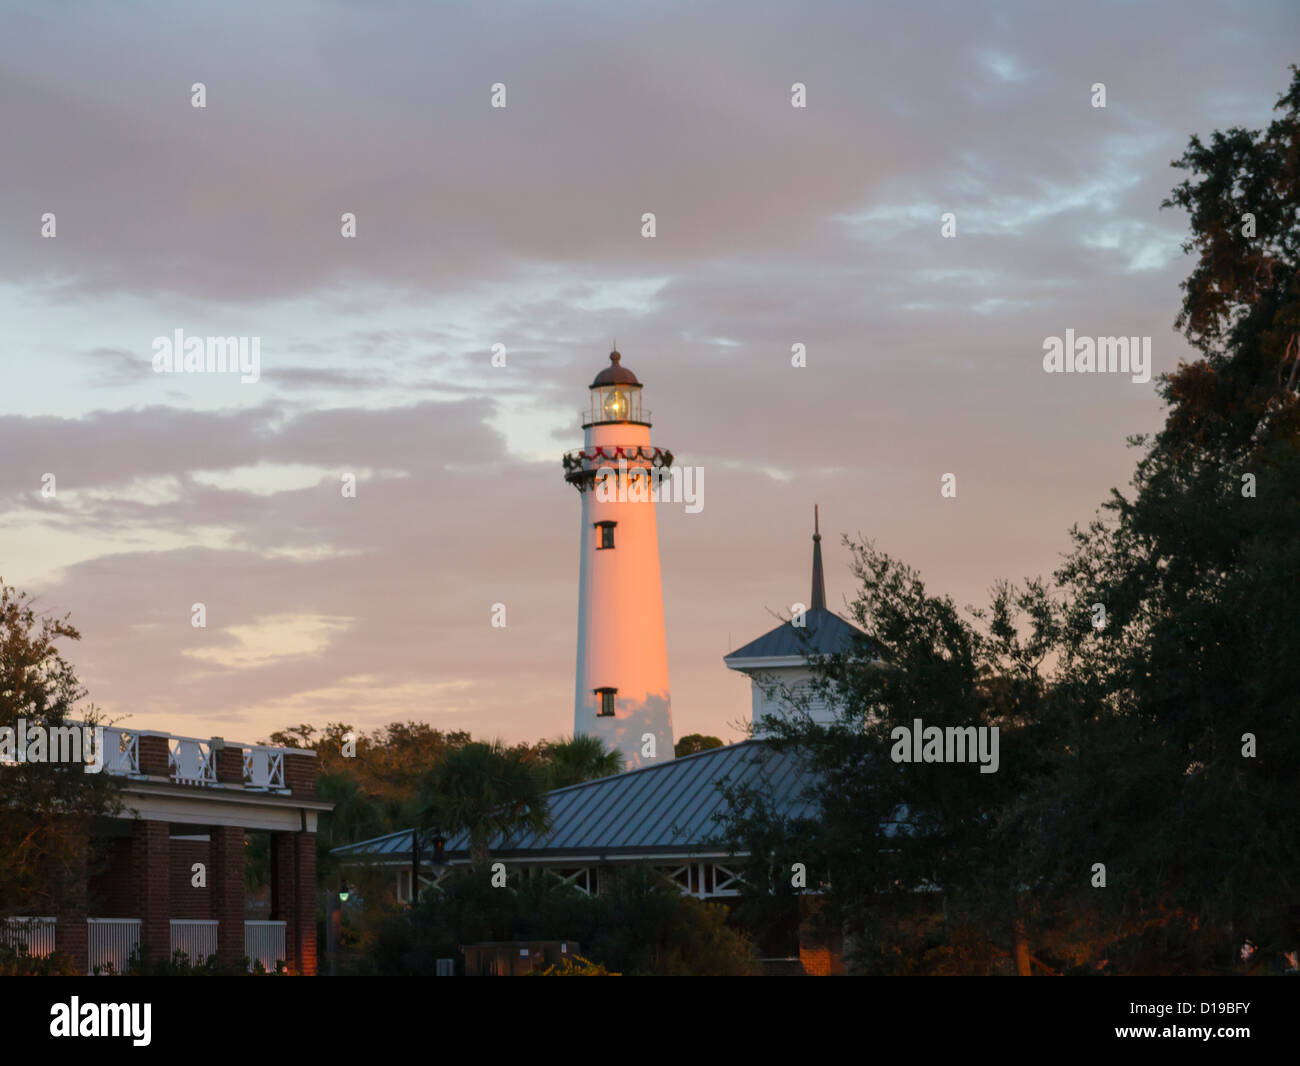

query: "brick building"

left=4, top=727, right=331, bottom=975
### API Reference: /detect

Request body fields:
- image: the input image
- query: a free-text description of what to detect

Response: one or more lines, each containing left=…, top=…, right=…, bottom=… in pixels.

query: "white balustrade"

left=169, top=918, right=218, bottom=964
left=1, top=917, right=56, bottom=957
left=102, top=727, right=139, bottom=775
left=244, top=920, right=286, bottom=972
left=243, top=747, right=285, bottom=790
left=168, top=738, right=215, bottom=785
left=62, top=723, right=299, bottom=788
left=88, top=918, right=140, bottom=975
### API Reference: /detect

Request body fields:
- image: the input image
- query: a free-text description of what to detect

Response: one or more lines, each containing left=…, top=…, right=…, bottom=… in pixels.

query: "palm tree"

left=417, top=741, right=550, bottom=866
left=541, top=734, right=625, bottom=789
left=317, top=772, right=385, bottom=846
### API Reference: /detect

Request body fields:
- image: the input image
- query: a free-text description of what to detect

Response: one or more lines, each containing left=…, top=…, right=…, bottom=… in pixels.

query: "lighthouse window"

left=594, top=521, right=616, bottom=549
left=595, top=687, right=617, bottom=717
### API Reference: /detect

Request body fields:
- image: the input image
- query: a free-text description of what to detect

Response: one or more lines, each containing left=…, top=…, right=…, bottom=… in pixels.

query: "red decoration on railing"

left=563, top=445, right=671, bottom=467
left=562, top=446, right=674, bottom=486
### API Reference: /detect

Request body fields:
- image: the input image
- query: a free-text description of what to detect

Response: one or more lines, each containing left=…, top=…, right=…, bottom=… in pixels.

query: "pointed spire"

left=810, top=504, right=826, bottom=611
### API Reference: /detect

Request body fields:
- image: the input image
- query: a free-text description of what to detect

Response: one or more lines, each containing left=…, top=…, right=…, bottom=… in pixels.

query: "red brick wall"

left=54, top=829, right=89, bottom=974
left=293, top=831, right=317, bottom=975
left=215, top=744, right=244, bottom=784
left=138, top=734, right=169, bottom=776
left=798, top=897, right=845, bottom=976
left=284, top=752, right=316, bottom=797
left=132, top=820, right=170, bottom=964
left=88, top=836, right=135, bottom=918
left=272, top=832, right=294, bottom=927
left=272, top=830, right=318, bottom=974
left=169, top=839, right=212, bottom=919
left=798, top=944, right=835, bottom=976
left=209, top=826, right=246, bottom=965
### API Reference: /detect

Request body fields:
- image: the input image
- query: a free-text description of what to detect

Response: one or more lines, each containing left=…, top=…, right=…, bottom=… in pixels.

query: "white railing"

left=88, top=918, right=140, bottom=975
left=661, top=862, right=744, bottom=899
left=169, top=919, right=217, bottom=964
left=1, top=917, right=56, bottom=957
left=243, top=747, right=285, bottom=790
left=244, top=920, right=286, bottom=972
left=102, top=727, right=139, bottom=775
left=168, top=737, right=216, bottom=785
left=68, top=724, right=302, bottom=788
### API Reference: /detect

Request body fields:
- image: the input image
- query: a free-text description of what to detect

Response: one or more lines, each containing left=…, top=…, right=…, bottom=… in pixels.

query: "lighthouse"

left=563, top=350, right=675, bottom=769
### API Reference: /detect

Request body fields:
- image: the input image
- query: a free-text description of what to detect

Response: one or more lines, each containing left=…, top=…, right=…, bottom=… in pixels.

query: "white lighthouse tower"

left=564, top=350, right=675, bottom=769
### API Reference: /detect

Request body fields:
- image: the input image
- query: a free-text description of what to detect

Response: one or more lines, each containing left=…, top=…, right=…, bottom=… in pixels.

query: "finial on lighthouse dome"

left=591, top=349, right=640, bottom=387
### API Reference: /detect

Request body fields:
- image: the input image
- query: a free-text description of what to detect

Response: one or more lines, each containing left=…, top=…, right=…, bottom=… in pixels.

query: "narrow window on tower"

left=594, top=687, right=617, bottom=717
left=594, top=521, right=616, bottom=550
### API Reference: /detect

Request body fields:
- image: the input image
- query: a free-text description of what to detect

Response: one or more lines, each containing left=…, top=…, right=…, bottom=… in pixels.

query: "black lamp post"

left=411, top=832, right=420, bottom=905
left=327, top=881, right=349, bottom=977
left=410, top=827, right=448, bottom=909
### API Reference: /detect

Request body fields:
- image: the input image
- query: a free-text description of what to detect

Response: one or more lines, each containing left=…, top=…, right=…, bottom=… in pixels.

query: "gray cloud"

left=1, top=0, right=1295, bottom=744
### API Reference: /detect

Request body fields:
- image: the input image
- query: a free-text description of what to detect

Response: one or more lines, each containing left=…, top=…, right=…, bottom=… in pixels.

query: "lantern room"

left=584, top=351, right=645, bottom=426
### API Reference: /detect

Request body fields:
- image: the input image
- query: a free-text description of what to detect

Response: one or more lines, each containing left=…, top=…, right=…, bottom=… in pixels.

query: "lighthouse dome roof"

left=592, top=350, right=640, bottom=387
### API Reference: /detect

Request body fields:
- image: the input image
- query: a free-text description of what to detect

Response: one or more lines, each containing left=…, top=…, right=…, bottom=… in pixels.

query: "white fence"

left=102, top=727, right=139, bottom=775
left=244, top=920, right=286, bottom=972
left=243, top=747, right=285, bottom=790
left=169, top=918, right=218, bottom=963
left=88, top=918, right=140, bottom=975
left=1, top=917, right=57, bottom=957
left=6, top=918, right=286, bottom=974
left=168, top=738, right=216, bottom=785
left=81, top=725, right=294, bottom=789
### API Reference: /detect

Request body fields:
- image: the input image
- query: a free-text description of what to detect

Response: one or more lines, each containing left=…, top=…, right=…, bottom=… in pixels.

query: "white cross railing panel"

left=244, top=920, right=285, bottom=972
left=663, top=865, right=693, bottom=895
left=169, top=919, right=218, bottom=963
left=711, top=863, right=744, bottom=896
left=102, top=728, right=139, bottom=776
left=168, top=738, right=215, bottom=785
left=88, top=918, right=140, bottom=975
left=242, top=747, right=284, bottom=790
left=551, top=867, right=595, bottom=896
left=1, top=917, right=57, bottom=957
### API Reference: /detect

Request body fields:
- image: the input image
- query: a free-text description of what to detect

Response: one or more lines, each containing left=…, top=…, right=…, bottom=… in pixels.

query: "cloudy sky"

left=0, top=0, right=1295, bottom=748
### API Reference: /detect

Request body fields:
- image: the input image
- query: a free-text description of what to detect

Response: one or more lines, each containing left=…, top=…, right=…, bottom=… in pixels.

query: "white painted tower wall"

left=572, top=403, right=674, bottom=769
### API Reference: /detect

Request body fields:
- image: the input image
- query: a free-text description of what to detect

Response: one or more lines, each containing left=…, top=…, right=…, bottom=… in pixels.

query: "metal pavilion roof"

left=331, top=740, right=820, bottom=863
left=723, top=607, right=872, bottom=663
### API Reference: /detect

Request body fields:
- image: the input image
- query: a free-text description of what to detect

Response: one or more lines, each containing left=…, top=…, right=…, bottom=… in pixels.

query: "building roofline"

left=723, top=655, right=815, bottom=670
left=337, top=847, right=747, bottom=866
left=118, top=779, right=333, bottom=812
left=331, top=739, right=780, bottom=858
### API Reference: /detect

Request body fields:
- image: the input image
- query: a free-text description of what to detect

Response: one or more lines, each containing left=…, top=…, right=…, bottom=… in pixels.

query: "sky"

left=0, top=0, right=1296, bottom=748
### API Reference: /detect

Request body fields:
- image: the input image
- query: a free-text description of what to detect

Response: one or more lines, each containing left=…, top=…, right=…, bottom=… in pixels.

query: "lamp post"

left=411, top=832, right=420, bottom=906
left=413, top=827, right=449, bottom=903
left=327, top=882, right=348, bottom=977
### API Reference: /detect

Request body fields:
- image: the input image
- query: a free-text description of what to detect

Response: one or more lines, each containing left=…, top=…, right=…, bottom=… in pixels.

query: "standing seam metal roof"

left=331, top=740, right=818, bottom=861
left=724, top=607, right=873, bottom=662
